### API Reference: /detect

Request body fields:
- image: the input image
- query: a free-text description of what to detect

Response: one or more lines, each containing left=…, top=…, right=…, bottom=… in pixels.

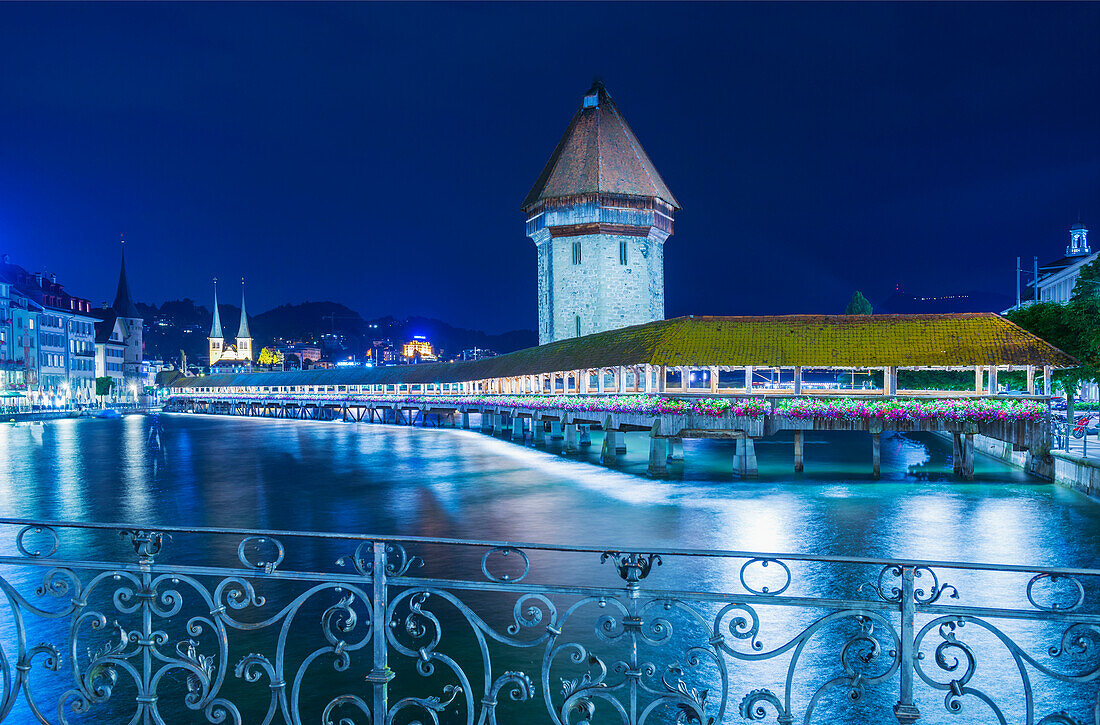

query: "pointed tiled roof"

left=113, top=247, right=141, bottom=319
left=237, top=282, right=251, bottom=339
left=522, top=81, right=679, bottom=210
left=210, top=281, right=223, bottom=339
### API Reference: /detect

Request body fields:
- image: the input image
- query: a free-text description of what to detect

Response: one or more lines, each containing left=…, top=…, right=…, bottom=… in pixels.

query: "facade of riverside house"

left=0, top=273, right=21, bottom=392
left=524, top=81, right=679, bottom=344
left=0, top=258, right=98, bottom=404
left=93, top=311, right=127, bottom=399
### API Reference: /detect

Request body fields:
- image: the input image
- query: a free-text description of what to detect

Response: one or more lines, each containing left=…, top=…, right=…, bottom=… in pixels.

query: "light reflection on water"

left=0, top=414, right=1096, bottom=723
left=2, top=414, right=1099, bottom=564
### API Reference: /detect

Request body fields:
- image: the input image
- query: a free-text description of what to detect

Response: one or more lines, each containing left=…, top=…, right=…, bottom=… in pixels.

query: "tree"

left=95, top=377, right=115, bottom=398
left=1006, top=296, right=1099, bottom=396
left=258, top=347, right=283, bottom=367
left=845, top=291, right=873, bottom=315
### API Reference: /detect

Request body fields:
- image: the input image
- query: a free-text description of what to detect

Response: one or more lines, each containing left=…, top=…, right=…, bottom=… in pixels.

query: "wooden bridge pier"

left=648, top=422, right=669, bottom=477
left=794, top=430, right=804, bottom=473
left=735, top=434, right=758, bottom=478
left=563, top=420, right=579, bottom=453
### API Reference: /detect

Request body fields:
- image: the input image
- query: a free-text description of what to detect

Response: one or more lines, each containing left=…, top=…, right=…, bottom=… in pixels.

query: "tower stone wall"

left=529, top=200, right=670, bottom=342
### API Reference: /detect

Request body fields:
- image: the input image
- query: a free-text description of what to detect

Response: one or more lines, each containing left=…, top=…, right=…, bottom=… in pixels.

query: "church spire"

left=236, top=278, right=251, bottom=339
left=209, top=278, right=223, bottom=338
left=112, top=237, right=141, bottom=319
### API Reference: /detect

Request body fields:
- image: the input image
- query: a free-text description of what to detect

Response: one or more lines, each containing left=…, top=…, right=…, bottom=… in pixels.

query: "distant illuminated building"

left=401, top=336, right=437, bottom=362
left=460, top=347, right=497, bottom=361
left=208, top=278, right=253, bottom=370
left=369, top=339, right=398, bottom=365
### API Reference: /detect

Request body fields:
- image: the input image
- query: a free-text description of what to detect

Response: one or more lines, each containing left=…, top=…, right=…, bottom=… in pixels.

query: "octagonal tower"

left=523, top=81, right=680, bottom=344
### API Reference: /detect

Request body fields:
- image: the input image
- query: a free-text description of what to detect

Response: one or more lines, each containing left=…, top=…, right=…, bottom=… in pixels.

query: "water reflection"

left=0, top=415, right=1097, bottom=568
left=0, top=414, right=1097, bottom=723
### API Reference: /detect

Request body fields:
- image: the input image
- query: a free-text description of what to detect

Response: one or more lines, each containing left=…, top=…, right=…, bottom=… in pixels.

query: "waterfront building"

left=7, top=292, right=38, bottom=393
left=524, top=81, right=679, bottom=344
left=89, top=247, right=146, bottom=401
left=401, top=336, right=437, bottom=363
left=0, top=259, right=98, bottom=404
left=1014, top=220, right=1096, bottom=306
left=368, top=339, right=397, bottom=366
left=208, top=279, right=253, bottom=371
left=93, top=312, right=127, bottom=399
left=275, top=343, right=320, bottom=370
left=0, top=273, right=27, bottom=394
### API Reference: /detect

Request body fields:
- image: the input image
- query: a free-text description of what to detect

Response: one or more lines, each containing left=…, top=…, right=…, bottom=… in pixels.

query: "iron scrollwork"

left=0, top=520, right=1095, bottom=723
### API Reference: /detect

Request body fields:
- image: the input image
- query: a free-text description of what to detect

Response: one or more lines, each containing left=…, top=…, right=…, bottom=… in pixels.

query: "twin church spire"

left=208, top=278, right=252, bottom=368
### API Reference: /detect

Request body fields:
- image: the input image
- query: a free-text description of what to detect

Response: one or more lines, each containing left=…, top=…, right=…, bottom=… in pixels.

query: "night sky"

left=1, top=2, right=1098, bottom=333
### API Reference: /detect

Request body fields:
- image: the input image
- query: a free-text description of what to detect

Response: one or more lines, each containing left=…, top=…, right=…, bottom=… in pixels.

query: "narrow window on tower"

left=619, top=240, right=627, bottom=265
left=575, top=316, right=581, bottom=337
left=572, top=241, right=582, bottom=265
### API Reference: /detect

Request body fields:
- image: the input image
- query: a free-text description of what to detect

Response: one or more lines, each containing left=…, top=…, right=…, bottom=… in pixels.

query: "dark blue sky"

left=1, top=2, right=1098, bottom=332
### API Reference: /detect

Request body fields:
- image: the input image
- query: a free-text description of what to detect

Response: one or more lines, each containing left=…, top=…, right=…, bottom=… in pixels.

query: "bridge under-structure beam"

left=165, top=392, right=1053, bottom=481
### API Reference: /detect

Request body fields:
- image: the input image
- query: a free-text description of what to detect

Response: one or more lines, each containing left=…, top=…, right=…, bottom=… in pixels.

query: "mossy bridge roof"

left=170, top=314, right=1076, bottom=390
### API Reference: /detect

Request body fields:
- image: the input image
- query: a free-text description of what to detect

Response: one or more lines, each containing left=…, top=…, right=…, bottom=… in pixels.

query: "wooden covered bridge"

left=167, top=314, right=1075, bottom=479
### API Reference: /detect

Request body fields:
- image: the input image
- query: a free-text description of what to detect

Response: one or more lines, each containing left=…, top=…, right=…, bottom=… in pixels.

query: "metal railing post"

left=366, top=541, right=393, bottom=723
left=894, top=565, right=920, bottom=724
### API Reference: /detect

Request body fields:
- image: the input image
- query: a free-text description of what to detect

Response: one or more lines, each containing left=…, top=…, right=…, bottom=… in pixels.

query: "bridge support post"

left=952, top=432, right=963, bottom=475
left=492, top=413, right=504, bottom=436
left=550, top=419, right=564, bottom=440
left=578, top=424, right=592, bottom=447
left=461, top=412, right=470, bottom=429
left=735, top=435, right=758, bottom=478
left=794, top=430, right=804, bottom=473
left=667, top=436, right=684, bottom=461
left=533, top=414, right=546, bottom=445
left=872, top=432, right=881, bottom=479
left=648, top=421, right=667, bottom=477
left=564, top=421, right=579, bottom=453
left=963, top=427, right=976, bottom=481
left=600, top=417, right=618, bottom=464
left=512, top=416, right=526, bottom=442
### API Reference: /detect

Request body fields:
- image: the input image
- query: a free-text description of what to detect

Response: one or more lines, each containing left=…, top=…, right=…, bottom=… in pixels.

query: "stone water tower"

left=523, top=81, right=680, bottom=344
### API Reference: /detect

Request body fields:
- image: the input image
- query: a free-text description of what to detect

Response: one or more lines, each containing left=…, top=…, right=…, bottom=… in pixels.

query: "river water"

left=0, top=413, right=1097, bottom=724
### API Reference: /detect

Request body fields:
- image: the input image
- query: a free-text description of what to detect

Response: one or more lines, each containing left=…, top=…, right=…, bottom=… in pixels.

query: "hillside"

left=138, top=299, right=537, bottom=365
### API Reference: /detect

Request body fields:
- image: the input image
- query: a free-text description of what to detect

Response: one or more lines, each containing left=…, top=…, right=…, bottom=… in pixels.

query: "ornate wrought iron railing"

left=0, top=518, right=1096, bottom=724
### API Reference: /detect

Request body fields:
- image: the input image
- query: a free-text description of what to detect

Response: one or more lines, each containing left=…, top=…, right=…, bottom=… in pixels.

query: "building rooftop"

left=171, top=313, right=1076, bottom=390
left=522, top=81, right=679, bottom=211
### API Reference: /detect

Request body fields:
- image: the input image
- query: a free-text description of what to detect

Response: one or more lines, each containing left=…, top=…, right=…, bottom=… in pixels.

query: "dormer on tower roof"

left=522, top=81, right=679, bottom=211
